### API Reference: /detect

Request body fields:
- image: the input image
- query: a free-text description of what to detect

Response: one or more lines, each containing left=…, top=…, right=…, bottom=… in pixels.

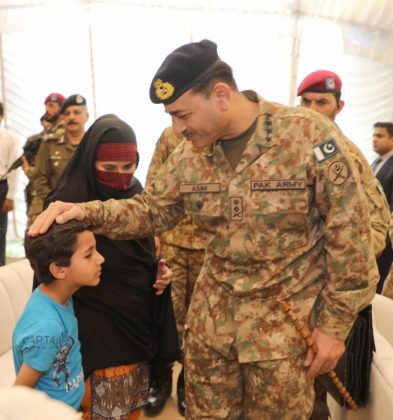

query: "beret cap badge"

left=154, top=79, right=175, bottom=101
left=149, top=39, right=219, bottom=105
left=325, top=77, right=336, bottom=90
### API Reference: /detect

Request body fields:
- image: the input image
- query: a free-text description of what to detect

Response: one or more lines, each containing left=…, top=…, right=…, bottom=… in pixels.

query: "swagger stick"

left=278, top=300, right=358, bottom=411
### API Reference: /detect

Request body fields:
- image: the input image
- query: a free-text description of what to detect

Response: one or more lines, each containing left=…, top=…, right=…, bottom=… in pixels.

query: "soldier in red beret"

left=298, top=70, right=390, bottom=420
left=44, top=92, right=66, bottom=124
left=297, top=70, right=344, bottom=120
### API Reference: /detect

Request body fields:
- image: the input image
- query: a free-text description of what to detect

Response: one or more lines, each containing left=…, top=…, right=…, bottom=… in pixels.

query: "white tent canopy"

left=0, top=0, right=392, bottom=237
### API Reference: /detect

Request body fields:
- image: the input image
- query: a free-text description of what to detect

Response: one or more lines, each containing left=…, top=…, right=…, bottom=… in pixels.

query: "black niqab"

left=46, top=114, right=179, bottom=376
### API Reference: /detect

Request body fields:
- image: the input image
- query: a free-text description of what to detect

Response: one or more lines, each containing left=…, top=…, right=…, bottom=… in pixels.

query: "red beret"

left=44, top=93, right=65, bottom=105
left=297, top=70, right=342, bottom=96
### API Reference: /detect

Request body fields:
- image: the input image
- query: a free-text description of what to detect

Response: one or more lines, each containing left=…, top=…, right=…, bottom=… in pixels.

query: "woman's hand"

left=153, top=259, right=172, bottom=296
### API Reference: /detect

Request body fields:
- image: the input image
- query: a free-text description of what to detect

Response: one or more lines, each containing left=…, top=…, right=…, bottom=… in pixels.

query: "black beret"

left=149, top=39, right=220, bottom=105
left=60, top=94, right=87, bottom=114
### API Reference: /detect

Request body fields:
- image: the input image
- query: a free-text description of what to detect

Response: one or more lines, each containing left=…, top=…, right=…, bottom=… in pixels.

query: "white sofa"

left=0, top=259, right=33, bottom=388
left=328, top=293, right=393, bottom=420
left=1, top=259, right=393, bottom=419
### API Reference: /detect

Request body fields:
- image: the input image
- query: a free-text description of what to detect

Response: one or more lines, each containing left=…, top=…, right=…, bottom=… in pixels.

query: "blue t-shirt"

left=12, top=288, right=85, bottom=410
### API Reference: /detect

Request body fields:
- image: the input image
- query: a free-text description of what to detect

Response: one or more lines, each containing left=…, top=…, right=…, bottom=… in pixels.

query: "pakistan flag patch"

left=313, top=139, right=339, bottom=162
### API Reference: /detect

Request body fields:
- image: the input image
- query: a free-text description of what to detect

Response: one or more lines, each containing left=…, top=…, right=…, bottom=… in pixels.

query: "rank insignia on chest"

left=230, top=197, right=243, bottom=221
left=313, top=138, right=339, bottom=162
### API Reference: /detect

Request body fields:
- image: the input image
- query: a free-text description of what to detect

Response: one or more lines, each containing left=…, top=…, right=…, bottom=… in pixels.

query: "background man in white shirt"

left=0, top=102, right=19, bottom=266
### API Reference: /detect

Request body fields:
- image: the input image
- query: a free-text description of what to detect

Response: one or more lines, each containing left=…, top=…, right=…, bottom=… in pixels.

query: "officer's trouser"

left=160, top=242, right=205, bottom=359
left=185, top=331, right=314, bottom=420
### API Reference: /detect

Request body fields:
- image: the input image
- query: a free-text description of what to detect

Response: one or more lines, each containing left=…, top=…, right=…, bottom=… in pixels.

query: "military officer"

left=29, top=94, right=88, bottom=223
left=30, top=40, right=378, bottom=419
left=23, top=93, right=66, bottom=226
left=43, top=92, right=65, bottom=130
left=298, top=70, right=390, bottom=419
left=144, top=127, right=205, bottom=417
left=298, top=70, right=390, bottom=257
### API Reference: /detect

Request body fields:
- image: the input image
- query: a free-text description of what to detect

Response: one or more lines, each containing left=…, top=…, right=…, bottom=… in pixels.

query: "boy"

left=12, top=221, right=104, bottom=410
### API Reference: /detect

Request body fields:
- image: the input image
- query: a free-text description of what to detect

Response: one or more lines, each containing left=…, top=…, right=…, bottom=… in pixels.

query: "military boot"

left=144, top=364, right=173, bottom=417
left=177, top=367, right=185, bottom=417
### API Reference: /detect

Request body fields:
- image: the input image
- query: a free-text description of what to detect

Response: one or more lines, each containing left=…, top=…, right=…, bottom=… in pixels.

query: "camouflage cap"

left=149, top=39, right=220, bottom=105
left=60, top=94, right=87, bottom=114
left=44, top=93, right=65, bottom=105
left=297, top=70, right=342, bottom=96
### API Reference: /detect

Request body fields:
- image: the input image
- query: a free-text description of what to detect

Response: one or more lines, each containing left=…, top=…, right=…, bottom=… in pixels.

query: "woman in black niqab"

left=46, top=114, right=179, bottom=419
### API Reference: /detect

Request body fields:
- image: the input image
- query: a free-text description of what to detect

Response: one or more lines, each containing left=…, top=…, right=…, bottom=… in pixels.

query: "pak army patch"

left=313, top=138, right=339, bottom=162
left=328, top=160, right=349, bottom=185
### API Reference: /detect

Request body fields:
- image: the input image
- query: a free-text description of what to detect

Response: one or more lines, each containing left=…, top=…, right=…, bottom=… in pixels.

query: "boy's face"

left=64, top=231, right=104, bottom=287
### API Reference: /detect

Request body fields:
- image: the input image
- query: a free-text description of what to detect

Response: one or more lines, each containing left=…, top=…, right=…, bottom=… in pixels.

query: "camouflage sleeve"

left=346, top=141, right=390, bottom=257
left=145, top=127, right=183, bottom=190
left=367, top=180, right=390, bottom=257
left=145, top=129, right=172, bottom=189
left=80, top=192, right=184, bottom=240
left=309, top=120, right=378, bottom=340
left=33, top=142, right=52, bottom=202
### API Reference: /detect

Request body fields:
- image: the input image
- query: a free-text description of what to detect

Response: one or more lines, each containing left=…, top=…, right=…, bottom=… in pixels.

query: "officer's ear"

left=337, top=100, right=345, bottom=114
left=212, top=82, right=231, bottom=110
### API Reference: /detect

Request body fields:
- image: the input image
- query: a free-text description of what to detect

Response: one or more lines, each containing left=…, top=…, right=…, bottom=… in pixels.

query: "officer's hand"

left=28, top=201, right=86, bottom=236
left=2, top=198, right=13, bottom=212
left=303, top=328, right=345, bottom=378
left=21, top=156, right=30, bottom=174
left=153, top=259, right=172, bottom=296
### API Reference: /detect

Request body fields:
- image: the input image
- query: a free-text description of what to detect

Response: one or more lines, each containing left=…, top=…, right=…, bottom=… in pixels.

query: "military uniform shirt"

left=145, top=127, right=205, bottom=250
left=80, top=95, right=378, bottom=362
left=33, top=134, right=78, bottom=207
left=344, top=139, right=390, bottom=257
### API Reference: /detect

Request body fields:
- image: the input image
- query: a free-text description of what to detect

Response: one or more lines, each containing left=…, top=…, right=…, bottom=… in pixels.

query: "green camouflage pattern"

left=145, top=127, right=205, bottom=250
left=81, top=95, right=378, bottom=353
left=185, top=330, right=314, bottom=419
left=345, top=139, right=390, bottom=256
left=160, top=242, right=205, bottom=355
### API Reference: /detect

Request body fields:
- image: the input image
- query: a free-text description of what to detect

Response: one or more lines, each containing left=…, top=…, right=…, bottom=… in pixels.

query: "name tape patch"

left=251, top=179, right=306, bottom=191
left=180, top=183, right=221, bottom=193
left=313, top=138, right=339, bottom=162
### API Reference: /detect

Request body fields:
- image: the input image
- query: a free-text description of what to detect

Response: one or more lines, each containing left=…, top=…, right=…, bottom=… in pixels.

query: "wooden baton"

left=278, top=300, right=358, bottom=411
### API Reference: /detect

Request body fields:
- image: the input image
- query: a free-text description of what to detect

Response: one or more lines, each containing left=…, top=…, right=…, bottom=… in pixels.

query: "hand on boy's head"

left=28, top=201, right=86, bottom=237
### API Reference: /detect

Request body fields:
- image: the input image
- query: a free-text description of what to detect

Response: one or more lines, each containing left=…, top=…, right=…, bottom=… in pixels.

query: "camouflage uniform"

left=80, top=97, right=378, bottom=419
left=345, top=140, right=390, bottom=256
left=382, top=217, right=393, bottom=299
left=29, top=128, right=76, bottom=224
left=145, top=127, right=205, bottom=352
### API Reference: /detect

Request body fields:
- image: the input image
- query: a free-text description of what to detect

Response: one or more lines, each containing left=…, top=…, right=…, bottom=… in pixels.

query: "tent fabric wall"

left=0, top=0, right=392, bottom=239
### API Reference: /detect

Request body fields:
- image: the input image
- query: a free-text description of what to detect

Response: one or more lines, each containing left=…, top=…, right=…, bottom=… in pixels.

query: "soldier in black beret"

left=29, top=94, right=88, bottom=224
left=60, top=94, right=87, bottom=115
left=149, top=39, right=220, bottom=105
left=30, top=40, right=377, bottom=419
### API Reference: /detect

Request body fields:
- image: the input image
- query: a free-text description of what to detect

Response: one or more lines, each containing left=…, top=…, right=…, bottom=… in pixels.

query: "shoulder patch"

left=313, top=138, right=339, bottom=162
left=328, top=160, right=349, bottom=185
